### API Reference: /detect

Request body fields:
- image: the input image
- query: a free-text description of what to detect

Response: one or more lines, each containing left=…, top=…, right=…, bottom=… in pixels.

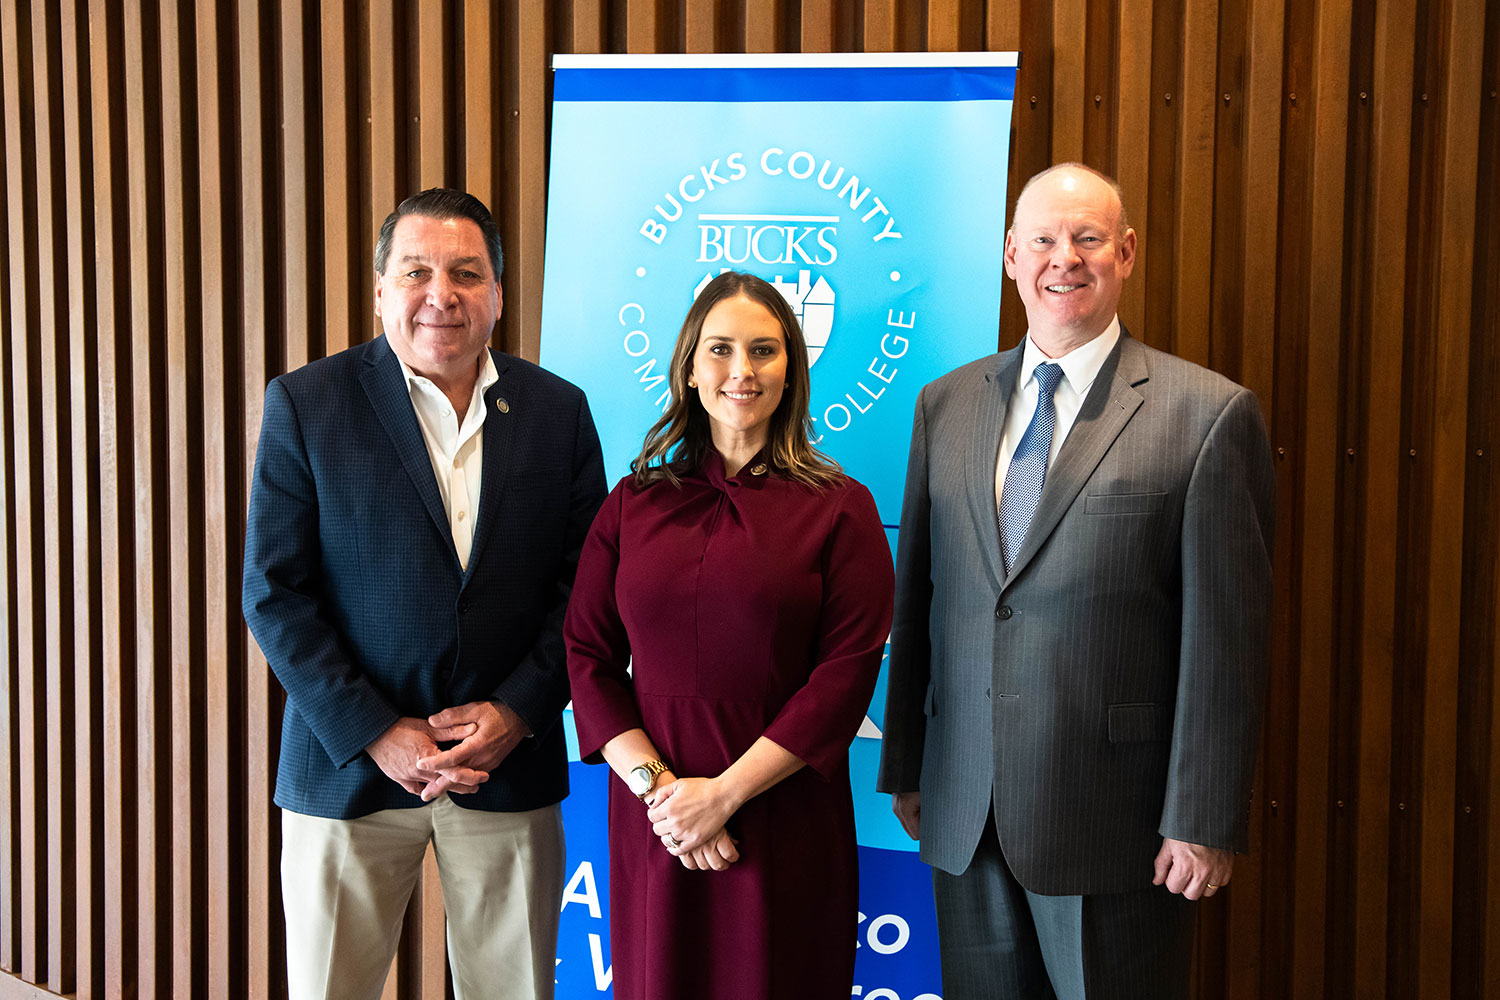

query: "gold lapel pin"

left=495, top=397, right=510, bottom=414
left=750, top=463, right=767, bottom=476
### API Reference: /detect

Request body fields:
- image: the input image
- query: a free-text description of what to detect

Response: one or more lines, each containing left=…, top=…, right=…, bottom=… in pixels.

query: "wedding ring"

left=1205, top=882, right=1220, bottom=890
left=667, top=834, right=681, bottom=848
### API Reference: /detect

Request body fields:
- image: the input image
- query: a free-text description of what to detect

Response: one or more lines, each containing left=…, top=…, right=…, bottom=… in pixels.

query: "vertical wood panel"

left=865, top=0, right=897, bottom=50
left=462, top=3, right=495, bottom=202
left=499, top=3, right=550, bottom=360
left=57, top=0, right=98, bottom=993
left=322, top=0, right=356, bottom=356
left=1228, top=9, right=1284, bottom=993
left=800, top=0, right=835, bottom=51
left=685, top=0, right=720, bottom=52
left=1050, top=0, right=1085, bottom=162
left=0, top=0, right=43, bottom=983
left=0, top=30, right=13, bottom=962
left=1114, top=0, right=1152, bottom=334
left=1417, top=0, right=1485, bottom=993
left=121, top=0, right=167, bottom=992
left=83, top=3, right=135, bottom=994
left=236, top=1, right=278, bottom=997
left=744, top=0, right=782, bottom=51
left=28, top=0, right=73, bottom=991
left=564, top=0, right=606, bottom=53
left=1292, top=1, right=1352, bottom=995
left=1355, top=2, right=1415, bottom=996
left=1172, top=0, right=1218, bottom=366
left=281, top=0, right=313, bottom=372
left=191, top=1, right=236, bottom=995
left=415, top=0, right=447, bottom=190
left=158, top=0, right=197, bottom=994
left=0, top=17, right=13, bottom=964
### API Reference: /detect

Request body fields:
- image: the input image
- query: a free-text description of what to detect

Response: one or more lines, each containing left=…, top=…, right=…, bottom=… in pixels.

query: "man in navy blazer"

left=243, top=188, right=606, bottom=1000
left=877, top=165, right=1274, bottom=998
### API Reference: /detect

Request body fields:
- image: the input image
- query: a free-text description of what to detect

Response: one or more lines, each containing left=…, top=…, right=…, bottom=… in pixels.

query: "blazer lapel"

left=966, top=344, right=1025, bottom=593
left=463, top=349, right=519, bottom=579
left=1002, top=332, right=1148, bottom=586
left=359, top=336, right=457, bottom=562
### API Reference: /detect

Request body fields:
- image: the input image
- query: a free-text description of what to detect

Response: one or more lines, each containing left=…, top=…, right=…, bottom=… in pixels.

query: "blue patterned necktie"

left=999, top=362, right=1065, bottom=573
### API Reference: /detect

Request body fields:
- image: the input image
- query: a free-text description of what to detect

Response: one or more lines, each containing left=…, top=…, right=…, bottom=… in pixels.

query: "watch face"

left=627, top=766, right=651, bottom=795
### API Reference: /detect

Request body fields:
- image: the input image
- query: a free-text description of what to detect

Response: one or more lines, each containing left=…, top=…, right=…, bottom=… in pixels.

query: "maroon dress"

left=565, top=453, right=894, bottom=1000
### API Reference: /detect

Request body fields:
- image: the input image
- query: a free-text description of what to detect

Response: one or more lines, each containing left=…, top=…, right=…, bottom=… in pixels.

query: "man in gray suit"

left=877, top=163, right=1274, bottom=998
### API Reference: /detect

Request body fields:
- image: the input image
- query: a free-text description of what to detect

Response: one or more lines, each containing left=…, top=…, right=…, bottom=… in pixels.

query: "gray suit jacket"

left=877, top=330, right=1274, bottom=895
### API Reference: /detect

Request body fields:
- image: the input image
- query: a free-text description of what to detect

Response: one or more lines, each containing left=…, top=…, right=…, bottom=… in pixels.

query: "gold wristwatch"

left=626, top=759, right=670, bottom=801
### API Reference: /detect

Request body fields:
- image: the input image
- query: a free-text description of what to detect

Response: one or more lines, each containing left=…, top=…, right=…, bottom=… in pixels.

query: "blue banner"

left=540, top=52, right=1017, bottom=999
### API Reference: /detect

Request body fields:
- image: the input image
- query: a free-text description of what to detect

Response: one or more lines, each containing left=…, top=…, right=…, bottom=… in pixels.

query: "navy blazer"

left=243, top=335, right=607, bottom=820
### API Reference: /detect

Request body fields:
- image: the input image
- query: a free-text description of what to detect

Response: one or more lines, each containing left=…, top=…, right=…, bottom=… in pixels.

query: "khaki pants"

left=281, top=798, right=564, bottom=1000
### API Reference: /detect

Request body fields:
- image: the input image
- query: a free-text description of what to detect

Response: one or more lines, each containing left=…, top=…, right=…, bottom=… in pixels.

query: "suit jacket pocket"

left=1084, top=491, right=1167, bottom=515
left=1108, top=702, right=1173, bottom=743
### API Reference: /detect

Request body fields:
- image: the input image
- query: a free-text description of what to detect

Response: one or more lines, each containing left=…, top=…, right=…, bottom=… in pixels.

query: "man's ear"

left=1003, top=229, right=1018, bottom=279
left=1118, top=227, right=1138, bottom=278
left=374, top=270, right=384, bottom=317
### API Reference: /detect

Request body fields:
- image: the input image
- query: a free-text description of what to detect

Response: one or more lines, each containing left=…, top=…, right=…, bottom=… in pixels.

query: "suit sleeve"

left=489, top=390, right=607, bottom=734
left=563, top=482, right=641, bottom=763
left=762, top=482, right=894, bottom=780
left=241, top=378, right=400, bottom=767
left=1160, top=387, right=1275, bottom=852
left=876, top=386, right=936, bottom=794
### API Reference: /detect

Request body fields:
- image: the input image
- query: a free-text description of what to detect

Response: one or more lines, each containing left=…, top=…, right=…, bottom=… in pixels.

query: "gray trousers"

left=933, top=814, right=1195, bottom=1000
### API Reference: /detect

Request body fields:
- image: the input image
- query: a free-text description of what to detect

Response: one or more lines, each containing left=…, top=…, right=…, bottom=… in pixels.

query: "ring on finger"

left=1205, top=882, right=1220, bottom=891
left=667, top=834, right=682, bottom=848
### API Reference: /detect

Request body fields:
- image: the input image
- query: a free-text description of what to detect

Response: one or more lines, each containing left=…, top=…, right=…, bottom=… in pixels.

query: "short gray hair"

left=374, top=188, right=504, bottom=278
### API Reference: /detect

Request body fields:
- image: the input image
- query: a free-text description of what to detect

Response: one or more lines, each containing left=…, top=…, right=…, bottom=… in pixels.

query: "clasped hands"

left=365, top=699, right=528, bottom=802
left=647, top=776, right=741, bottom=872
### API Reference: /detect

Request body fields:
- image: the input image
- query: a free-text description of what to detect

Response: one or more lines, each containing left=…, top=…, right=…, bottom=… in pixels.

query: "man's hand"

left=366, top=716, right=485, bottom=798
left=1153, top=837, right=1234, bottom=900
left=892, top=791, right=922, bottom=841
left=417, top=699, right=528, bottom=800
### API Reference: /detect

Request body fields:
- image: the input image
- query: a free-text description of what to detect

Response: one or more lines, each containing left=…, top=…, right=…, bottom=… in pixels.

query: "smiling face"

left=689, top=293, right=789, bottom=461
left=1004, top=167, right=1136, bottom=356
left=374, top=213, right=502, bottom=387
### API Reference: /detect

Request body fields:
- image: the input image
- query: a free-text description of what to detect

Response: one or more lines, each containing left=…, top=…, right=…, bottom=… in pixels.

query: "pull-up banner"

left=540, top=52, right=1019, bottom=1000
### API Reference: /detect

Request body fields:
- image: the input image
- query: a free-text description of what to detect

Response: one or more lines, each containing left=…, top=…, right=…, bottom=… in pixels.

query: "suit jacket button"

left=995, top=605, right=1013, bottom=620
left=457, top=598, right=469, bottom=615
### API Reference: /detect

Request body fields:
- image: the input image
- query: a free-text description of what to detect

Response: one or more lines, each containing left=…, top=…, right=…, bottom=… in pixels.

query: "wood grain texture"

left=191, top=1, right=237, bottom=996
left=0, top=2, right=1498, bottom=997
left=56, top=0, right=97, bottom=994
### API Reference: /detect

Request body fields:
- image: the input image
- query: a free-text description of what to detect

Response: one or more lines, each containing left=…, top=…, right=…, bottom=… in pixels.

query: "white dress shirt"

left=399, top=351, right=499, bottom=572
left=994, top=317, right=1121, bottom=505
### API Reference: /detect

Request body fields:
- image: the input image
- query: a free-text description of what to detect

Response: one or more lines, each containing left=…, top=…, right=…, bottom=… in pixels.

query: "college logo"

left=620, top=147, right=915, bottom=444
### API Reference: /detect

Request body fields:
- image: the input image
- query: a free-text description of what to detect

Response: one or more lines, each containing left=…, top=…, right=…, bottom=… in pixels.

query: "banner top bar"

left=553, top=52, right=1019, bottom=71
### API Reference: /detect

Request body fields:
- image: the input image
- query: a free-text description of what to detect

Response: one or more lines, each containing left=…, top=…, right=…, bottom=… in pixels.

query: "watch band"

left=631, top=758, right=670, bottom=801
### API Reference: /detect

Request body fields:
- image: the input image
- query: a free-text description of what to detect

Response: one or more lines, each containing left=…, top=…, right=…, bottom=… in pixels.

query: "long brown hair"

left=630, top=271, right=843, bottom=489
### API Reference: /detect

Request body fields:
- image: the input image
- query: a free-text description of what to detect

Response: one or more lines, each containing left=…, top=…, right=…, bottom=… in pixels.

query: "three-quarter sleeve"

left=762, top=482, right=894, bottom=779
left=565, top=481, right=644, bottom=763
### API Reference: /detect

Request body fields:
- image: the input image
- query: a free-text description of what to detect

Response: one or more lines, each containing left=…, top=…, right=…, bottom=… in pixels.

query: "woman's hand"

left=647, top=777, right=739, bottom=854
left=670, top=827, right=740, bottom=871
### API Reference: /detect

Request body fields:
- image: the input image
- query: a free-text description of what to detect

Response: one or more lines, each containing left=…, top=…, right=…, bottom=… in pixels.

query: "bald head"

left=1010, top=163, right=1129, bottom=239
left=1003, top=164, right=1137, bottom=355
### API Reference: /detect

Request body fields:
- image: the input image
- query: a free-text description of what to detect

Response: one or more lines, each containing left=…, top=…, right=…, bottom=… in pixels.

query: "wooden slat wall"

left=0, top=1, right=1497, bottom=997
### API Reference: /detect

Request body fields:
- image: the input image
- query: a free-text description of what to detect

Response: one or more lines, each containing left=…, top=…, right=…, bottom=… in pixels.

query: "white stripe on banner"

left=543, top=53, right=1018, bottom=1000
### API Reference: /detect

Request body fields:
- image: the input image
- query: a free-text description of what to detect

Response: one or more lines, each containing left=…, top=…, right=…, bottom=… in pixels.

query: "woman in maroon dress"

left=565, top=271, right=894, bottom=999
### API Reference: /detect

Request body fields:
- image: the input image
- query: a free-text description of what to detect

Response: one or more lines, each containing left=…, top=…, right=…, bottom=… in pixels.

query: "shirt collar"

left=1019, top=316, right=1121, bottom=397
left=397, top=349, right=499, bottom=406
